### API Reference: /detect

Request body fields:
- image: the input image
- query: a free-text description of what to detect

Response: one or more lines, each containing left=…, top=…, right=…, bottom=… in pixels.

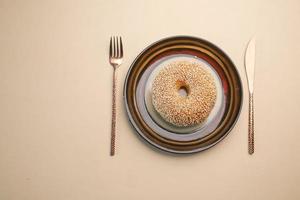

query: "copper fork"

left=109, top=36, right=123, bottom=156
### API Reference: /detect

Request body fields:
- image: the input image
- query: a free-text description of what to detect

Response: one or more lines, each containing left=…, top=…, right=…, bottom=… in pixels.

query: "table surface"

left=1, top=0, right=300, bottom=199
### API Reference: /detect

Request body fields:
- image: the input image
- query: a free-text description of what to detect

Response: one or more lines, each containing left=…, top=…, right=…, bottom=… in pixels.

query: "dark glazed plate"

left=124, top=36, right=243, bottom=154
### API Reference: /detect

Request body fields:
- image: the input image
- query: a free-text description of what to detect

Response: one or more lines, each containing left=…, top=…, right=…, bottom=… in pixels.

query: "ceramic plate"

left=124, top=36, right=243, bottom=154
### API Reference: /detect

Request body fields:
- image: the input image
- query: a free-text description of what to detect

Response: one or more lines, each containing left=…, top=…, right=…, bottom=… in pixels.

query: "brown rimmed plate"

left=124, top=36, right=243, bottom=154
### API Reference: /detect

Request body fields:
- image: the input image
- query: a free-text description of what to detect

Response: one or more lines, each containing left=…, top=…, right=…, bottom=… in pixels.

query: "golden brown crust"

left=152, top=61, right=217, bottom=127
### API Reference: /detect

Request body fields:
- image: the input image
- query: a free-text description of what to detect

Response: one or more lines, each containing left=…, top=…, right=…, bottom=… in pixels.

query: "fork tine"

left=114, top=36, right=117, bottom=57
left=109, top=37, right=112, bottom=57
left=120, top=37, right=123, bottom=57
left=116, top=36, right=119, bottom=58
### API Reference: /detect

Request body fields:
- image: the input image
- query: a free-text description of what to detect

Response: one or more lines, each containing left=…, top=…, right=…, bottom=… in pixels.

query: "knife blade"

left=245, top=37, right=256, bottom=93
left=245, top=37, right=256, bottom=155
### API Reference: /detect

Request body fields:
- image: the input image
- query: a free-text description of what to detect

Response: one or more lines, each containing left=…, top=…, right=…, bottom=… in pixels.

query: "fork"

left=109, top=36, right=123, bottom=156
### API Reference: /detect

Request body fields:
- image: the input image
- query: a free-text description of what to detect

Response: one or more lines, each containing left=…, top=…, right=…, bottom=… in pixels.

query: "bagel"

left=151, top=60, right=217, bottom=127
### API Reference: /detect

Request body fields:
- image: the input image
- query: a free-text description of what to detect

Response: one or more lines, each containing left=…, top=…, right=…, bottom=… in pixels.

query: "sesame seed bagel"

left=152, top=60, right=217, bottom=127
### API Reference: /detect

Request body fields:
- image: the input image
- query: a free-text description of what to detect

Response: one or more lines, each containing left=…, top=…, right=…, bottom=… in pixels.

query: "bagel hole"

left=178, top=85, right=189, bottom=97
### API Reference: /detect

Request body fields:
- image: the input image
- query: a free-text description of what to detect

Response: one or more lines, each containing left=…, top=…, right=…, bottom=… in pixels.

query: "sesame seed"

left=152, top=60, right=217, bottom=127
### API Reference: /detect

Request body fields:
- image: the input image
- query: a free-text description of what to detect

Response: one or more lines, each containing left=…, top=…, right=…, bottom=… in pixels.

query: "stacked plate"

left=124, top=36, right=243, bottom=154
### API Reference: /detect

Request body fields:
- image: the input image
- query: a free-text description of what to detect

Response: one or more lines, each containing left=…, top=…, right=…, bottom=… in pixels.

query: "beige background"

left=1, top=0, right=300, bottom=199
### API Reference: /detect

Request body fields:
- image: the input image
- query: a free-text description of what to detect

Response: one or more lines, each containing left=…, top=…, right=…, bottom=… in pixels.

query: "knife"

left=245, top=37, right=256, bottom=155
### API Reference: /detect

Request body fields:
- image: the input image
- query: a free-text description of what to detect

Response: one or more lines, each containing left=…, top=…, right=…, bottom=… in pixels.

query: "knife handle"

left=248, top=93, right=254, bottom=155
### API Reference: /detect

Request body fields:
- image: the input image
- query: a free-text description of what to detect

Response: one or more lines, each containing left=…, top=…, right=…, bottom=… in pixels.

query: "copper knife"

left=245, top=37, right=256, bottom=155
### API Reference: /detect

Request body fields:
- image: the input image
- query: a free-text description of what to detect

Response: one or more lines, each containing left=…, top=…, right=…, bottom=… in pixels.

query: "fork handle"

left=248, top=93, right=254, bottom=155
left=110, top=68, right=117, bottom=156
